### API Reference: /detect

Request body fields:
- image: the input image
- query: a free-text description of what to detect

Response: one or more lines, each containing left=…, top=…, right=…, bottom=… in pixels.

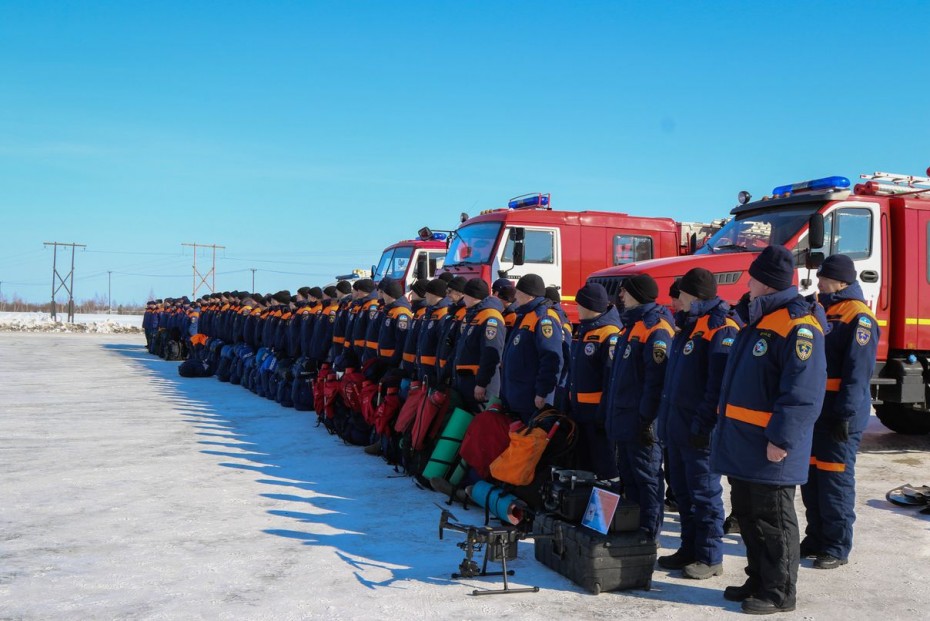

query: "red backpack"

left=459, top=407, right=512, bottom=479
left=360, top=380, right=380, bottom=425
left=340, top=367, right=365, bottom=412
left=374, top=386, right=403, bottom=436
left=394, top=381, right=426, bottom=434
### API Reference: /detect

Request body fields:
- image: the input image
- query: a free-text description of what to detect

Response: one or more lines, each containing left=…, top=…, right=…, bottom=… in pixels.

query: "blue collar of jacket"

left=516, top=296, right=548, bottom=315
left=430, top=297, right=452, bottom=312
left=748, top=286, right=826, bottom=328
left=620, top=302, right=671, bottom=329
left=679, top=297, right=730, bottom=328
left=361, top=291, right=378, bottom=303
left=476, top=296, right=504, bottom=313
left=385, top=297, right=411, bottom=311
left=580, top=305, right=620, bottom=330
left=818, top=281, right=865, bottom=309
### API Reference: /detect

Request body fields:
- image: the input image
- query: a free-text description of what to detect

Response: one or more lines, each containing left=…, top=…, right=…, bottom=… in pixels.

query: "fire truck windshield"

left=374, top=246, right=414, bottom=281
left=444, top=222, right=502, bottom=265
left=697, top=206, right=819, bottom=255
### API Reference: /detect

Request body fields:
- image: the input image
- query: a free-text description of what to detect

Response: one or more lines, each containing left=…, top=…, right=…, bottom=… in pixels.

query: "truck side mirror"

left=370, top=264, right=376, bottom=279
left=509, top=227, right=526, bottom=266
left=415, top=254, right=428, bottom=279
left=808, top=213, right=825, bottom=250
left=806, top=251, right=825, bottom=270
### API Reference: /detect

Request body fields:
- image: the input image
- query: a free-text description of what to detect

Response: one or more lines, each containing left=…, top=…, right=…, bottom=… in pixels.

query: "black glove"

left=831, top=419, right=850, bottom=443
left=689, top=432, right=710, bottom=450
left=639, top=422, right=656, bottom=448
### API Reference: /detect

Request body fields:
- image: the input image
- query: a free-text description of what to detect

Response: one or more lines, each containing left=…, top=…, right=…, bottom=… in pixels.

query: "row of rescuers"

left=183, top=245, right=874, bottom=615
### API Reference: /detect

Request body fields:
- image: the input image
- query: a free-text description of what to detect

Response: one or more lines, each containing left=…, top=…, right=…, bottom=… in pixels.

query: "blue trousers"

left=616, top=440, right=664, bottom=539
left=667, top=442, right=724, bottom=565
left=800, top=428, right=862, bottom=560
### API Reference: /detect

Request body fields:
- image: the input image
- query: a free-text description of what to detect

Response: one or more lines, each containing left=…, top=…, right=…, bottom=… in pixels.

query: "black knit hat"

left=497, top=286, right=516, bottom=303
left=323, top=285, right=338, bottom=299
left=437, top=272, right=455, bottom=283
left=410, top=279, right=429, bottom=298
left=354, top=278, right=376, bottom=293
left=817, top=254, right=857, bottom=284
left=679, top=268, right=717, bottom=300
left=516, top=274, right=545, bottom=297
left=381, top=278, right=404, bottom=299
left=463, top=278, right=490, bottom=300
left=492, top=277, right=514, bottom=293
left=576, top=283, right=609, bottom=313
left=448, top=276, right=468, bottom=293
left=272, top=290, right=292, bottom=304
left=622, top=274, right=658, bottom=304
left=336, top=280, right=353, bottom=295
left=749, top=245, right=794, bottom=291
left=308, top=286, right=324, bottom=300
left=669, top=279, right=681, bottom=299
left=426, top=279, right=448, bottom=297
left=544, top=286, right=561, bottom=304
left=297, top=286, right=311, bottom=297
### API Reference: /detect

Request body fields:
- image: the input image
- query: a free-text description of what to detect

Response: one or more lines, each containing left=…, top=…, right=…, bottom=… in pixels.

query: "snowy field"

left=2, top=331, right=929, bottom=621
left=0, top=311, right=143, bottom=333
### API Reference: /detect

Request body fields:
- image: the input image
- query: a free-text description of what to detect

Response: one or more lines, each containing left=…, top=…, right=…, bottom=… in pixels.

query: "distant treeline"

left=0, top=293, right=144, bottom=315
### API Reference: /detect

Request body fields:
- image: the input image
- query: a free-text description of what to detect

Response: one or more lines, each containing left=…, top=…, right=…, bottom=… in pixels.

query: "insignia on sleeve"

left=795, top=338, right=813, bottom=361
left=683, top=340, right=695, bottom=355
left=797, top=327, right=814, bottom=340
left=397, top=315, right=409, bottom=331
left=653, top=340, right=668, bottom=364
left=541, top=321, right=554, bottom=338
left=584, top=342, right=596, bottom=356
left=858, top=316, right=873, bottom=328
left=329, top=313, right=336, bottom=323
left=721, top=337, right=734, bottom=347
left=512, top=334, right=522, bottom=346
left=855, top=326, right=871, bottom=346
left=369, top=308, right=378, bottom=320
left=486, top=326, right=498, bottom=340
left=753, top=339, right=768, bottom=357
left=487, top=318, right=499, bottom=327
left=608, top=335, right=618, bottom=360
left=384, top=318, right=392, bottom=327
left=623, top=344, right=632, bottom=359
left=468, top=325, right=475, bottom=335
left=427, top=320, right=434, bottom=329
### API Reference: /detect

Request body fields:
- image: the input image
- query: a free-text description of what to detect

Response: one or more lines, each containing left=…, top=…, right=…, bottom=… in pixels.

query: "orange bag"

left=489, top=426, right=550, bottom=486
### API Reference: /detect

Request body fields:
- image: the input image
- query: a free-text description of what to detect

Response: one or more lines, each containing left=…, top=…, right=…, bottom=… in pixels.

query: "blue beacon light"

left=431, top=232, right=448, bottom=241
left=508, top=194, right=550, bottom=209
left=771, top=176, right=850, bottom=196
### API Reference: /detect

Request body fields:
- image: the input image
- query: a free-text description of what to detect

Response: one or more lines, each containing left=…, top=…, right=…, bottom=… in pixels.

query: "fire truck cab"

left=438, top=193, right=719, bottom=322
left=372, top=232, right=448, bottom=292
left=587, top=170, right=930, bottom=434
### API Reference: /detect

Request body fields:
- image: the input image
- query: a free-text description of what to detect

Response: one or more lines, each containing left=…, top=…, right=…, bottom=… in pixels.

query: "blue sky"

left=1, top=1, right=928, bottom=306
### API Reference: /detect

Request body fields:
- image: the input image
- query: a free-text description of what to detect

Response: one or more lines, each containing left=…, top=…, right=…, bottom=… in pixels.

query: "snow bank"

left=0, top=311, right=143, bottom=333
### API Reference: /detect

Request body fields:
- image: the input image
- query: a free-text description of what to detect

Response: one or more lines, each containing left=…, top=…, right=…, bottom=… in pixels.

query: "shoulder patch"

left=683, top=340, right=695, bottom=355
left=487, top=317, right=499, bottom=327
left=858, top=316, right=873, bottom=328
left=486, top=325, right=498, bottom=340
left=721, top=337, right=734, bottom=347
left=753, top=339, right=768, bottom=357
left=796, top=338, right=813, bottom=361
left=855, top=326, right=871, bottom=346
left=541, top=323, right=554, bottom=339
left=797, top=327, right=814, bottom=340
left=397, top=315, right=409, bottom=331
left=584, top=342, right=596, bottom=356
left=652, top=340, right=667, bottom=364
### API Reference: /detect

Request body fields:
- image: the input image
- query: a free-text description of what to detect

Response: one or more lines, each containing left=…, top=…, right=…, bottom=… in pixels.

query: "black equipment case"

left=533, top=513, right=656, bottom=594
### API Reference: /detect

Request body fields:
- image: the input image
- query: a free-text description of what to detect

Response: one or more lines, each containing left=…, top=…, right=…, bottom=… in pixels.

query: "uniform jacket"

left=376, top=298, right=413, bottom=367
left=817, top=282, right=879, bottom=433
left=570, top=306, right=621, bottom=425
left=351, top=293, right=380, bottom=357
left=657, top=297, right=740, bottom=446
left=330, top=295, right=355, bottom=357
left=416, top=298, right=452, bottom=384
left=436, top=302, right=467, bottom=376
left=452, top=297, right=506, bottom=395
left=711, top=287, right=827, bottom=485
left=309, top=299, right=340, bottom=363
left=501, top=296, right=564, bottom=416
left=605, top=302, right=674, bottom=441
left=401, top=302, right=428, bottom=376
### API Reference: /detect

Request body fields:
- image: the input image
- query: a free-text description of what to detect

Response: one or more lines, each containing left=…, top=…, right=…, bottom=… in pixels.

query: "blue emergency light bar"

left=431, top=232, right=448, bottom=241
left=508, top=193, right=550, bottom=209
left=771, top=176, right=850, bottom=196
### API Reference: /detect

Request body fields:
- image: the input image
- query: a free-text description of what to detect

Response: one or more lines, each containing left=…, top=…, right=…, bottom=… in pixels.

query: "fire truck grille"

left=715, top=271, right=743, bottom=285
left=586, top=276, right=624, bottom=299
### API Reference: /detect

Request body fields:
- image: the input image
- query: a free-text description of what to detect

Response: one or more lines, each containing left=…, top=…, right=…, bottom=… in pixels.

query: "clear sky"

left=2, top=1, right=928, bottom=306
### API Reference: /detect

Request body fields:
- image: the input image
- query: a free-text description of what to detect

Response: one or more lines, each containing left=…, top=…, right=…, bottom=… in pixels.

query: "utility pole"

left=0, top=280, right=4, bottom=312
left=44, top=242, right=86, bottom=323
left=107, top=271, right=112, bottom=314
left=181, top=242, right=225, bottom=299
left=250, top=268, right=257, bottom=292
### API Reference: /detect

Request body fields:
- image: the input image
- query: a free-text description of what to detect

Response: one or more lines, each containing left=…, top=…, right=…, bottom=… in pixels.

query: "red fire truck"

left=437, top=193, right=719, bottom=322
left=372, top=232, right=449, bottom=292
left=587, top=170, right=930, bottom=434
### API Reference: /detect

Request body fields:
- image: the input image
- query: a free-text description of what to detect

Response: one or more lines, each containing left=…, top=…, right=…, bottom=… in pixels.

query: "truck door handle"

left=860, top=270, right=879, bottom=283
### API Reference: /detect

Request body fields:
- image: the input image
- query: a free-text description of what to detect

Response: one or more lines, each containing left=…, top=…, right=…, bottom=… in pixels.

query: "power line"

left=181, top=243, right=225, bottom=299
left=43, top=241, right=86, bottom=323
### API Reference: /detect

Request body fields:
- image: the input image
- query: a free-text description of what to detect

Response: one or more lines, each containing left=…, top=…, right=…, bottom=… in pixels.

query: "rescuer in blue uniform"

left=569, top=283, right=621, bottom=480
left=350, top=279, right=379, bottom=361
left=401, top=279, right=429, bottom=377
left=309, top=286, right=341, bottom=365
left=375, top=278, right=413, bottom=369
left=500, top=274, right=564, bottom=424
left=329, top=280, right=355, bottom=363
left=604, top=274, right=674, bottom=541
left=657, top=268, right=740, bottom=579
left=416, top=279, right=451, bottom=386
left=712, top=245, right=827, bottom=615
left=452, top=278, right=506, bottom=413
left=801, top=254, right=879, bottom=570
left=435, top=276, right=468, bottom=384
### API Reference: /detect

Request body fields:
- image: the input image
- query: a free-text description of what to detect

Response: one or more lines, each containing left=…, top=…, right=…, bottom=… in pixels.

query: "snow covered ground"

left=0, top=311, right=143, bottom=333
left=1, top=332, right=929, bottom=620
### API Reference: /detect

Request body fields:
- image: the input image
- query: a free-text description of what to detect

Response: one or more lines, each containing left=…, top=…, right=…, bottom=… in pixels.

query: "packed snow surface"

left=0, top=311, right=143, bottom=333
left=1, top=332, right=929, bottom=620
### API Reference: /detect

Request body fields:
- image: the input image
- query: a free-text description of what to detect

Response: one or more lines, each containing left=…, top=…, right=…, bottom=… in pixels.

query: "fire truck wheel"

left=875, top=404, right=930, bottom=435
